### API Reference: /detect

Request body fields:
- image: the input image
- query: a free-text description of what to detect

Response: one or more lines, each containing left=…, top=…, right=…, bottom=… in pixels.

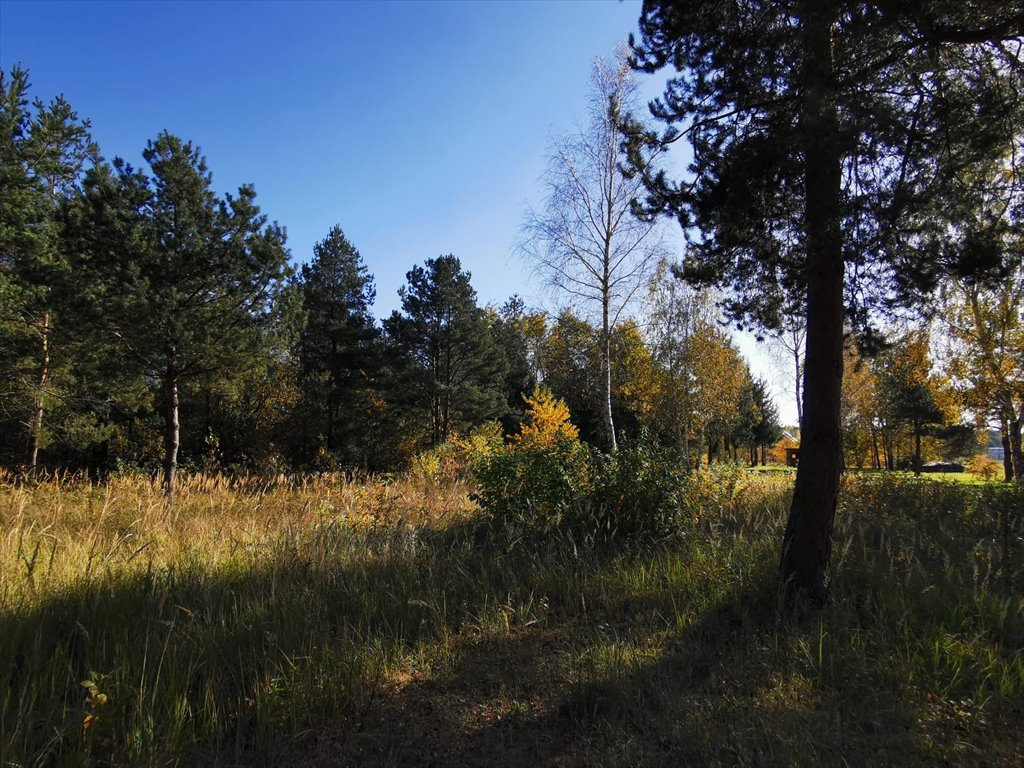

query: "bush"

left=471, top=435, right=594, bottom=538
left=410, top=421, right=504, bottom=484
left=967, top=453, right=1003, bottom=482
left=577, top=438, right=689, bottom=540
left=471, top=389, right=593, bottom=539
left=472, top=390, right=753, bottom=544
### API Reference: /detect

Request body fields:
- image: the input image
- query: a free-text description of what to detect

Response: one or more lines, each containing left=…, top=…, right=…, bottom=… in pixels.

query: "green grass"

left=748, top=464, right=1013, bottom=486
left=1, top=469, right=1021, bottom=766
left=846, top=467, right=1015, bottom=486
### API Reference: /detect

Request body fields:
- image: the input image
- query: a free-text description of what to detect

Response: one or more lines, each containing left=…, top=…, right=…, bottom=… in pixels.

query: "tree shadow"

left=293, top=575, right=925, bottom=767
left=3, top=521, right=1013, bottom=767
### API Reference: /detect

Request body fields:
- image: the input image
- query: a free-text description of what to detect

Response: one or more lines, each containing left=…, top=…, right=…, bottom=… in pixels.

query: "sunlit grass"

left=1, top=468, right=1020, bottom=766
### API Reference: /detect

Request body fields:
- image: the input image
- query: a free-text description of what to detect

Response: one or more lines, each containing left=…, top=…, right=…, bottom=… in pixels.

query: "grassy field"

left=1, top=468, right=1021, bottom=766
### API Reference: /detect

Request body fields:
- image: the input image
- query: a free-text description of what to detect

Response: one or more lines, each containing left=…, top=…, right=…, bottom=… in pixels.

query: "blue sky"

left=1, top=0, right=797, bottom=423
left=1, top=0, right=644, bottom=308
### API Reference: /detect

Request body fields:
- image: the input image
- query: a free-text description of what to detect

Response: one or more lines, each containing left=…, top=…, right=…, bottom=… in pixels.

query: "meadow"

left=1, top=467, right=1021, bottom=767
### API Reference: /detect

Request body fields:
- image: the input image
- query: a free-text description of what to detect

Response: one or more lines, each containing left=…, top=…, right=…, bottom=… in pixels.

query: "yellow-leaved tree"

left=514, top=387, right=579, bottom=450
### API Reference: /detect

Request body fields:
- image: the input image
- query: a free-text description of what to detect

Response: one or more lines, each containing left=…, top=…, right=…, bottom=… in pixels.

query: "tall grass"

left=1, top=468, right=1021, bottom=766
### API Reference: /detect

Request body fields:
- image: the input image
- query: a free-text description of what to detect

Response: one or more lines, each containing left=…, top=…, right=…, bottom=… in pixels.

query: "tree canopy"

left=384, top=255, right=508, bottom=446
left=61, top=132, right=291, bottom=496
left=626, top=0, right=1024, bottom=599
left=298, top=225, right=379, bottom=465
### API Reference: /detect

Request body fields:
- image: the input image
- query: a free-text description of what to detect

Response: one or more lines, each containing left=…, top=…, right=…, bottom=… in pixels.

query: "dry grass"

left=1, top=468, right=1021, bottom=767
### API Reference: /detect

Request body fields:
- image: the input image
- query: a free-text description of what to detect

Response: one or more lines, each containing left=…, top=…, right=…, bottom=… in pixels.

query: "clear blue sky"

left=0, top=0, right=797, bottom=423
left=1, top=0, right=646, bottom=309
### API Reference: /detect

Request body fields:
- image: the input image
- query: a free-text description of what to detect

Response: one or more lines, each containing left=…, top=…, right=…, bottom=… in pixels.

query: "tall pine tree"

left=0, top=66, right=97, bottom=468
left=62, top=132, right=291, bottom=498
left=384, top=255, right=507, bottom=446
left=627, top=0, right=1023, bottom=600
left=297, top=225, right=379, bottom=466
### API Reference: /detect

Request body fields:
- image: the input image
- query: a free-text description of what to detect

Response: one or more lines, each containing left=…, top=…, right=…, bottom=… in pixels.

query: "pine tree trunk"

left=163, top=352, right=179, bottom=501
left=780, top=0, right=843, bottom=605
left=26, top=310, right=50, bottom=471
left=1000, top=421, right=1013, bottom=483
left=327, top=340, right=337, bottom=452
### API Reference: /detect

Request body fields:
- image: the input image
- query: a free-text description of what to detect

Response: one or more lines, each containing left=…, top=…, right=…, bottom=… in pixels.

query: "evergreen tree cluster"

left=0, top=65, right=784, bottom=485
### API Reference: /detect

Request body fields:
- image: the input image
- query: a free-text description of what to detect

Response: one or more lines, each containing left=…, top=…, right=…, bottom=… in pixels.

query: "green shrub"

left=471, top=436, right=594, bottom=538
left=577, top=438, right=689, bottom=540
left=410, top=421, right=504, bottom=484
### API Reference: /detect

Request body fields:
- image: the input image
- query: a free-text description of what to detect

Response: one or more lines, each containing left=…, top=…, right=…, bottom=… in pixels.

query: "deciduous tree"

left=523, top=49, right=666, bottom=451
left=876, top=330, right=957, bottom=476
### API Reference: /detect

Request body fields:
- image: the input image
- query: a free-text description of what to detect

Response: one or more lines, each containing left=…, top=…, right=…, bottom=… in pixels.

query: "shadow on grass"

left=2, top=521, right=699, bottom=766
left=294, top=575, right=927, bottom=767
left=4, top=510, right=1022, bottom=767
left=302, top=553, right=1024, bottom=767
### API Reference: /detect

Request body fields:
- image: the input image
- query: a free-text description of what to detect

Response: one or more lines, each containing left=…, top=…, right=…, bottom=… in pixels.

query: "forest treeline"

left=2, top=61, right=1021, bottom=490
left=0, top=66, right=781, bottom=482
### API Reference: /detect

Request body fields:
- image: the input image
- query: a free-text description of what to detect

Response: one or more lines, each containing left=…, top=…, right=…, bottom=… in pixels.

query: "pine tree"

left=877, top=330, right=956, bottom=476
left=61, top=132, right=291, bottom=498
left=750, top=377, right=783, bottom=466
left=488, top=296, right=542, bottom=435
left=626, top=0, right=1023, bottom=600
left=297, top=225, right=379, bottom=466
left=0, top=66, right=97, bottom=468
left=384, top=255, right=508, bottom=446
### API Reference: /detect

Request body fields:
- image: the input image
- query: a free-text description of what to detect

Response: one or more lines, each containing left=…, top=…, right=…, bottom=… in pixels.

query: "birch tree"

left=523, top=50, right=665, bottom=452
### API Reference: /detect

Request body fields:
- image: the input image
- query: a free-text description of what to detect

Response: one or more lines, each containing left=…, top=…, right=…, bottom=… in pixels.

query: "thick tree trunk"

left=780, top=1, right=844, bottom=604
left=1009, top=412, right=1023, bottom=483
left=1000, top=421, right=1013, bottom=483
left=26, top=310, right=50, bottom=471
left=163, top=352, right=179, bottom=501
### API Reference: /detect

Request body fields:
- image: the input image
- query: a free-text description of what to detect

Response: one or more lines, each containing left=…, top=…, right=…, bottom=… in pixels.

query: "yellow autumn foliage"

left=514, top=387, right=579, bottom=449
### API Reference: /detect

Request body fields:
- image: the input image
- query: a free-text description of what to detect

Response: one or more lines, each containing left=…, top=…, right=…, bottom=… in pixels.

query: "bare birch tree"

left=522, top=50, right=665, bottom=451
left=767, top=321, right=807, bottom=427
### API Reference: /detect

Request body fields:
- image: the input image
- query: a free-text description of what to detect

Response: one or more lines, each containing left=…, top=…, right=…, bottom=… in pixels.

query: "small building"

left=785, top=447, right=799, bottom=467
